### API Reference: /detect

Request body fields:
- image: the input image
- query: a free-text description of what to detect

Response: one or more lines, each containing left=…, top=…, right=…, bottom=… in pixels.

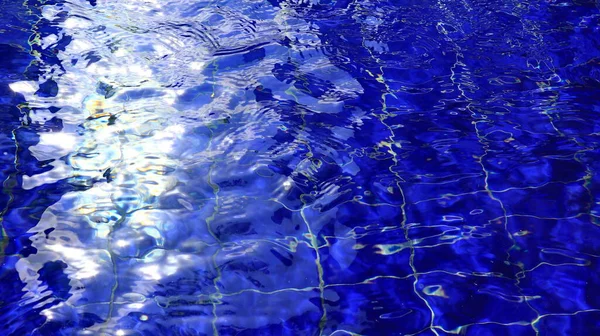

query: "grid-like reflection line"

left=437, top=4, right=542, bottom=332
left=352, top=0, right=441, bottom=334
left=275, top=4, right=330, bottom=334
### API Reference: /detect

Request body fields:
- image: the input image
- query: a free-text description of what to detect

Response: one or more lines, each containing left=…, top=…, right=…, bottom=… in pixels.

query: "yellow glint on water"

left=423, top=285, right=450, bottom=299
left=83, top=94, right=110, bottom=118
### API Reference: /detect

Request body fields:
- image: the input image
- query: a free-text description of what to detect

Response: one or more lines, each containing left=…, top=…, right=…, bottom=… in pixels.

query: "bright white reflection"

left=38, top=132, right=78, bottom=152
left=46, top=245, right=101, bottom=279
left=68, top=39, right=94, bottom=53
left=9, top=81, right=38, bottom=94
left=139, top=265, right=162, bottom=281
left=115, top=240, right=129, bottom=248
left=189, top=61, right=205, bottom=71
left=63, top=17, right=92, bottom=29
left=41, top=309, right=54, bottom=320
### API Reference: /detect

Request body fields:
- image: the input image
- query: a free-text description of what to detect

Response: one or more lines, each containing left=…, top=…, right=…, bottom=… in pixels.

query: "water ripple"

left=2, top=0, right=600, bottom=335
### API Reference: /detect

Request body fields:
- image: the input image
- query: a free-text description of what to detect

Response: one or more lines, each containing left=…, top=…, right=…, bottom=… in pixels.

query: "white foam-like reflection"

left=63, top=17, right=92, bottom=29
left=32, top=132, right=78, bottom=158
left=9, top=81, right=38, bottom=95
left=189, top=61, right=206, bottom=71
left=46, top=245, right=102, bottom=279
left=138, top=264, right=162, bottom=281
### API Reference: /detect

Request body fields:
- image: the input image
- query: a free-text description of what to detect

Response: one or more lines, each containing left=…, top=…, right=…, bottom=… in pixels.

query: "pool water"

left=2, top=0, right=600, bottom=335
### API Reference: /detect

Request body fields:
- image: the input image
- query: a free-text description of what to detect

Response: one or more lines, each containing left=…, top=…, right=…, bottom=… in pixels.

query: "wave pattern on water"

left=2, top=0, right=600, bottom=335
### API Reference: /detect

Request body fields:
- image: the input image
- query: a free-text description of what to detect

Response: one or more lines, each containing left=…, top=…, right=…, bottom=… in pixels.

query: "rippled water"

left=2, top=0, right=600, bottom=335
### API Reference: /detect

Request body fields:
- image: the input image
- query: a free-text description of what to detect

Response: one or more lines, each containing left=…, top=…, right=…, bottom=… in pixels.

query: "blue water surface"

left=2, top=0, right=600, bottom=335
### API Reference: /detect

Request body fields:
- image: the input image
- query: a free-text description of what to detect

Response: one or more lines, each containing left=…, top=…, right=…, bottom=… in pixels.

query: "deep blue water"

left=2, top=0, right=600, bottom=335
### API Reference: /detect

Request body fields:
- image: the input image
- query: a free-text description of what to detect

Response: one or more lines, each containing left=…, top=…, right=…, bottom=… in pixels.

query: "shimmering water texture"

left=2, top=0, right=600, bottom=335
